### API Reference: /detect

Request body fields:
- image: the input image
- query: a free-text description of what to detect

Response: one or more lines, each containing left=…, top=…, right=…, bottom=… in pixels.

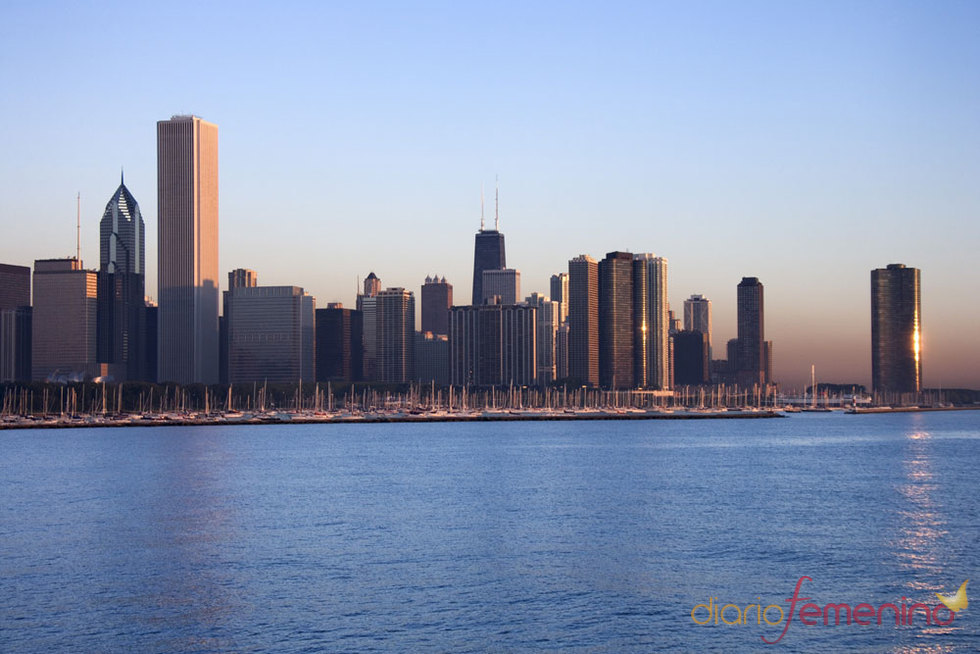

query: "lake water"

left=1, top=412, right=978, bottom=652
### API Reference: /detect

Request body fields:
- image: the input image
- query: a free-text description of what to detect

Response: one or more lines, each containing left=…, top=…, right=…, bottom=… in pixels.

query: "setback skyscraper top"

left=100, top=172, right=145, bottom=275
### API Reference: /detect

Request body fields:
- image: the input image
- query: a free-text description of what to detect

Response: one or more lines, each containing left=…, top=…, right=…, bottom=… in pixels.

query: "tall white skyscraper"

left=157, top=115, right=219, bottom=384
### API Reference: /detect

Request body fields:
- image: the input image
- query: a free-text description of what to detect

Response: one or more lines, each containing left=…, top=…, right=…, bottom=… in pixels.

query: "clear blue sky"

left=1, top=0, right=978, bottom=389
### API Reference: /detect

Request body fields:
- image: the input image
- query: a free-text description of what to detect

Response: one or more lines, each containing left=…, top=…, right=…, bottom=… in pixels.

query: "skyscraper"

left=736, top=277, right=765, bottom=387
left=32, top=258, right=97, bottom=381
left=157, top=115, right=219, bottom=384
left=315, top=305, right=363, bottom=383
left=633, top=254, right=670, bottom=390
left=599, top=251, right=634, bottom=390
left=471, top=188, right=506, bottom=304
left=568, top=254, right=598, bottom=387
left=527, top=292, right=558, bottom=385
left=421, top=275, right=452, bottom=336
left=550, top=272, right=569, bottom=324
left=0, top=263, right=31, bottom=382
left=357, top=272, right=380, bottom=381
left=673, top=330, right=710, bottom=386
left=97, top=173, right=146, bottom=381
left=376, top=288, right=415, bottom=383
left=221, top=268, right=257, bottom=384
left=449, top=302, right=537, bottom=387
left=683, top=294, right=712, bottom=357
left=871, top=263, right=921, bottom=394
left=481, top=268, right=520, bottom=305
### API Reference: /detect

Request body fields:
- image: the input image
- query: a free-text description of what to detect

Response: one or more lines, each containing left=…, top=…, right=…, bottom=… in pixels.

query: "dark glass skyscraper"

left=472, top=230, right=506, bottom=305
left=599, top=251, right=634, bottom=389
left=568, top=254, right=598, bottom=387
left=421, top=275, right=452, bottom=336
left=0, top=263, right=31, bottom=382
left=316, top=306, right=363, bottom=383
left=871, top=263, right=921, bottom=394
left=736, top=277, right=765, bottom=387
left=97, top=173, right=147, bottom=381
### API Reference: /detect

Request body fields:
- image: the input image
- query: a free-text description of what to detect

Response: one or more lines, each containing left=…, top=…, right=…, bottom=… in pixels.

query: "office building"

left=157, top=115, right=219, bottom=384
left=482, top=268, right=520, bottom=305
left=736, top=277, right=765, bottom=387
left=97, top=174, right=146, bottom=381
left=555, top=322, right=569, bottom=381
left=32, top=258, right=98, bottom=381
left=144, top=298, right=157, bottom=384
left=315, top=305, right=363, bottom=383
left=421, top=275, right=452, bottom=336
left=221, top=268, right=258, bottom=384
left=0, top=263, right=31, bottom=382
left=684, top=294, right=712, bottom=356
left=871, top=263, right=921, bottom=394
left=357, top=272, right=381, bottom=381
left=376, top=288, right=415, bottom=383
left=568, top=254, right=598, bottom=386
left=550, top=272, right=569, bottom=324
left=599, top=251, right=634, bottom=389
left=471, top=193, right=506, bottom=304
left=227, top=285, right=315, bottom=383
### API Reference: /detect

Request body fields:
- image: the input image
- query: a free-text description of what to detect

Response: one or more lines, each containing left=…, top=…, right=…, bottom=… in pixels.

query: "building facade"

left=449, top=302, right=536, bottom=387
left=472, top=230, right=506, bottom=305
left=227, top=286, right=315, bottom=383
left=736, top=277, right=765, bottom=387
left=315, top=306, right=363, bottom=383
left=568, top=255, right=598, bottom=387
left=0, top=263, right=31, bottom=382
left=157, top=115, right=220, bottom=384
left=481, top=268, right=520, bottom=305
left=421, top=275, right=452, bottom=336
left=599, top=251, right=634, bottom=390
left=376, top=288, right=415, bottom=383
left=871, top=263, right=921, bottom=394
left=32, top=259, right=98, bottom=381
left=633, top=254, right=670, bottom=390
left=527, top=293, right=558, bottom=385
left=673, top=330, right=710, bottom=386
left=683, top=294, right=712, bottom=357
left=550, top=272, right=569, bottom=324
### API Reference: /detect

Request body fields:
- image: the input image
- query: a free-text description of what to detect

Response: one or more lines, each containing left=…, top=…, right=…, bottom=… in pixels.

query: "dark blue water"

left=1, top=412, right=978, bottom=652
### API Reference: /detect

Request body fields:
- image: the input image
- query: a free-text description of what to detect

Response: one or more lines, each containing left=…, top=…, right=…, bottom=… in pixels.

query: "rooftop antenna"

left=120, top=166, right=124, bottom=186
left=480, top=183, right=485, bottom=231
left=76, top=192, right=81, bottom=264
left=494, top=175, right=499, bottom=231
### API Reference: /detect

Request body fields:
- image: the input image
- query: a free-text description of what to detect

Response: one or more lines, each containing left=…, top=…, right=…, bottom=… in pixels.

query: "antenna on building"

left=76, top=192, right=81, bottom=264
left=494, top=175, right=499, bottom=231
left=121, top=167, right=124, bottom=186
left=480, top=183, right=485, bottom=231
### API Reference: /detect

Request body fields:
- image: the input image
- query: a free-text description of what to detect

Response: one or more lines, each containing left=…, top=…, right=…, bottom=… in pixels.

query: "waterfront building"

left=449, top=301, right=536, bottom=387
left=599, top=251, right=634, bottom=390
left=376, top=288, right=415, bottom=383
left=550, top=272, right=569, bottom=324
left=221, top=268, right=258, bottom=384
left=568, top=255, right=598, bottom=387
left=32, top=258, right=98, bottom=381
left=227, top=285, right=315, bottom=384
left=421, top=275, right=452, bottom=336
left=871, top=263, right=921, bottom=394
left=0, top=263, right=31, bottom=382
left=157, top=115, right=219, bottom=384
left=555, top=322, right=569, bottom=381
left=96, top=174, right=146, bottom=381
left=633, top=254, right=670, bottom=390
left=527, top=293, right=558, bottom=385
left=315, top=305, right=363, bottom=383
left=356, top=272, right=381, bottom=381
left=482, top=268, right=520, bottom=305
left=736, top=277, right=765, bottom=387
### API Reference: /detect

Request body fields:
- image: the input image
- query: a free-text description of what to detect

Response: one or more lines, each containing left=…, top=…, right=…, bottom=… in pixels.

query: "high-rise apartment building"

left=357, top=272, right=380, bottom=381
left=568, top=254, right=598, bottom=387
left=527, top=293, right=558, bottom=385
left=736, top=277, right=765, bottom=387
left=550, top=272, right=569, bottom=324
left=0, top=263, right=31, bottom=382
left=673, top=330, right=710, bottom=386
left=633, top=254, right=670, bottom=390
left=871, top=263, right=921, bottom=394
left=97, top=174, right=146, bottom=381
left=32, top=259, right=98, bottom=381
left=227, top=286, right=315, bottom=383
left=157, top=114, right=219, bottom=384
left=482, top=268, right=520, bottom=305
left=376, top=288, right=415, bottom=383
left=421, top=275, right=452, bottom=336
left=449, top=302, right=537, bottom=387
left=599, top=251, right=634, bottom=390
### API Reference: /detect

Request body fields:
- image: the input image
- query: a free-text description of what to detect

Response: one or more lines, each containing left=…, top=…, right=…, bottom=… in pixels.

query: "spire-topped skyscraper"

left=97, top=172, right=147, bottom=380
left=471, top=183, right=506, bottom=305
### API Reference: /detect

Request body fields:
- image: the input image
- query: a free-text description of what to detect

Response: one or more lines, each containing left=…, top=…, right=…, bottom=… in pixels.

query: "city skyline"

left=1, top=2, right=978, bottom=390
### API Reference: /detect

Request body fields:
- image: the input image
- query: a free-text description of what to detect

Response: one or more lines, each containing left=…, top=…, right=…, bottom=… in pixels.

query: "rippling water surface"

left=1, top=412, right=978, bottom=652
